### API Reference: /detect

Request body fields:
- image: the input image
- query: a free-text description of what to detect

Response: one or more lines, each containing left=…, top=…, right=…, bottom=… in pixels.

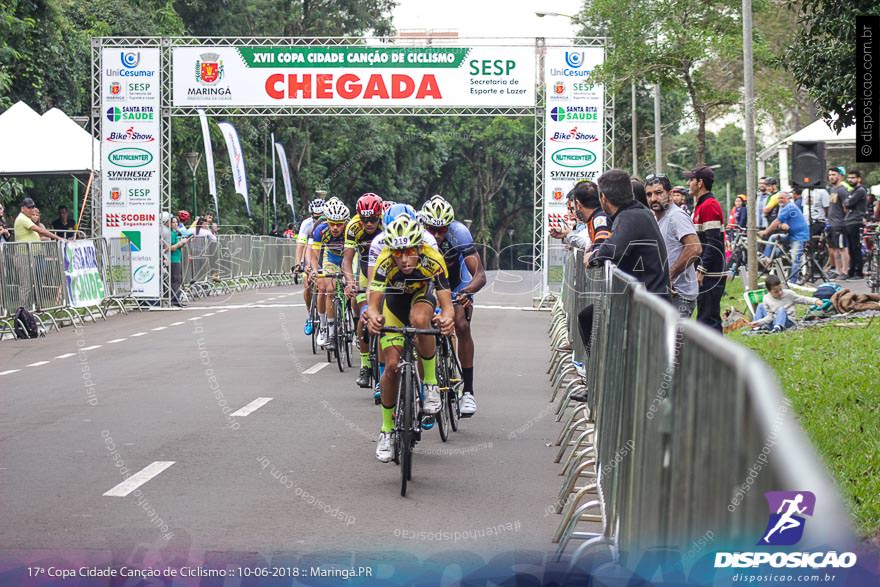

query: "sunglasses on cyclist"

left=328, top=221, right=346, bottom=228
left=361, top=215, right=380, bottom=224
left=427, top=225, right=449, bottom=236
left=391, top=247, right=420, bottom=257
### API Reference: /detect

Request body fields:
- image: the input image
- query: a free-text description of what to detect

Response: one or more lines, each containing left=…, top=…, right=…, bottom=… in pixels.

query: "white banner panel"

left=172, top=46, right=536, bottom=107
left=274, top=142, right=294, bottom=213
left=198, top=109, right=218, bottom=214
left=218, top=122, right=251, bottom=216
left=542, top=47, right=605, bottom=240
left=101, top=47, right=161, bottom=298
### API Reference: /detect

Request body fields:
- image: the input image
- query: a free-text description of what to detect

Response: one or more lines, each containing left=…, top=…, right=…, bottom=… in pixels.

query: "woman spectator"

left=728, top=195, right=747, bottom=228
left=0, top=203, right=10, bottom=243
left=194, top=216, right=217, bottom=241
left=283, top=222, right=297, bottom=238
left=167, top=215, right=191, bottom=306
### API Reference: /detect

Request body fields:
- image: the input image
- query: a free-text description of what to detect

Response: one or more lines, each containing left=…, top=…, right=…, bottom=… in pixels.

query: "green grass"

left=724, top=278, right=880, bottom=538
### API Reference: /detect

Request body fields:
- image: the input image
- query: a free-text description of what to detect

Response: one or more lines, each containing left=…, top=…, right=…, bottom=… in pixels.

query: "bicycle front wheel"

left=334, top=298, right=344, bottom=372
left=399, top=364, right=413, bottom=496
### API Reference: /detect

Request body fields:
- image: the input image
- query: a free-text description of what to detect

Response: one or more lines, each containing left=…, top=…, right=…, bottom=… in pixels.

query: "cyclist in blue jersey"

left=307, top=197, right=350, bottom=348
left=297, top=196, right=326, bottom=335
left=420, top=195, right=486, bottom=416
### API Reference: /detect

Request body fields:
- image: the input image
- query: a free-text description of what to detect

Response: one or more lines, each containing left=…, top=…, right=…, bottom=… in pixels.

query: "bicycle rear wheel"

left=343, top=305, right=354, bottom=368
left=436, top=337, right=451, bottom=442
left=399, top=364, right=413, bottom=496
left=334, top=298, right=345, bottom=372
left=445, top=339, right=463, bottom=431
left=309, top=291, right=319, bottom=355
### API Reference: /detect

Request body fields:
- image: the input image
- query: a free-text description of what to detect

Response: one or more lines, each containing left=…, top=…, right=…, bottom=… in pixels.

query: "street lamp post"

left=261, top=177, right=275, bottom=235
left=185, top=151, right=201, bottom=215
left=507, top=228, right=515, bottom=270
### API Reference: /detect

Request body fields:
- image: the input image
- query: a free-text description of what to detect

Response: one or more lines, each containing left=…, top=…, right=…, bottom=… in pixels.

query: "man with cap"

left=685, top=165, right=726, bottom=333
left=14, top=198, right=65, bottom=243
left=762, top=177, right=780, bottom=226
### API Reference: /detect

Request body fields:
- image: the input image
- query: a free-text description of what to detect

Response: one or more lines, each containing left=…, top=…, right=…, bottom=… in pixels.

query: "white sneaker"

left=375, top=431, right=393, bottom=462
left=460, top=392, right=477, bottom=416
left=423, top=384, right=441, bottom=415
left=316, top=328, right=328, bottom=347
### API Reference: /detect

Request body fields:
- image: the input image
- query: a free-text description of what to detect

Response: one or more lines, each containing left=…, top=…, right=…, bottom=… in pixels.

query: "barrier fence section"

left=547, top=251, right=854, bottom=566
left=1, top=235, right=297, bottom=338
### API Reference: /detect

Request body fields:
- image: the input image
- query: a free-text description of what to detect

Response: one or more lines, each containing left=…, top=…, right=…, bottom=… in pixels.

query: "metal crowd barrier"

left=547, top=252, right=855, bottom=567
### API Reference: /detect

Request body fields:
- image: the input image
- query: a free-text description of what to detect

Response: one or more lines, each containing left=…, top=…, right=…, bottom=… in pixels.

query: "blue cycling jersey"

left=437, top=220, right=478, bottom=291
left=310, top=222, right=346, bottom=265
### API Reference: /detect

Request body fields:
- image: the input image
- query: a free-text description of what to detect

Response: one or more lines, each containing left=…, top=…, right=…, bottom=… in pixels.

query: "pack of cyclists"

left=295, top=191, right=486, bottom=463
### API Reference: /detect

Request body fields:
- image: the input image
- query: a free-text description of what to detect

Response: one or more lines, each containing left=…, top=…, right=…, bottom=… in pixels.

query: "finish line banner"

left=171, top=46, right=535, bottom=107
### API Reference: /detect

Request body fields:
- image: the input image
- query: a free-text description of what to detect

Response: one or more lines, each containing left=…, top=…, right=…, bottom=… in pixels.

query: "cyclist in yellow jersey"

left=364, top=216, right=454, bottom=463
left=307, top=197, right=350, bottom=348
left=342, top=193, right=384, bottom=388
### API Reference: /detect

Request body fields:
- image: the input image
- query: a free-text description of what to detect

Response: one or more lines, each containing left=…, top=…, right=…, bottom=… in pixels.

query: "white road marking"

left=130, top=332, right=147, bottom=337
left=0, top=369, right=22, bottom=376
left=169, top=321, right=185, bottom=326
left=81, top=345, right=102, bottom=351
left=106, top=338, right=126, bottom=344
left=102, top=461, right=175, bottom=497
left=202, top=312, right=215, bottom=317
left=55, top=353, right=76, bottom=359
left=475, top=304, right=538, bottom=311
left=187, top=317, right=202, bottom=321
left=216, top=309, right=228, bottom=313
left=230, top=397, right=274, bottom=417
left=303, top=362, right=329, bottom=375
left=26, top=361, right=50, bottom=367
left=151, top=326, right=167, bottom=331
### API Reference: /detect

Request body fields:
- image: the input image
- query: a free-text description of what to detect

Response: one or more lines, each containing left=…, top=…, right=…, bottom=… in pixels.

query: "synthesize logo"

left=565, top=51, right=584, bottom=68
left=121, top=51, right=140, bottom=69
left=196, top=53, right=224, bottom=85
left=760, top=491, right=815, bottom=546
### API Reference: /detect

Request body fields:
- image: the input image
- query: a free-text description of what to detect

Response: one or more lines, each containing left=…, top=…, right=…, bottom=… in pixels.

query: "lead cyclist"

left=296, top=194, right=326, bottom=335
left=420, top=195, right=487, bottom=417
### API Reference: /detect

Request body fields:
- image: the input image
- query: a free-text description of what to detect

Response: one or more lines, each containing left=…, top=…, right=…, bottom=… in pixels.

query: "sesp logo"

left=565, top=51, right=584, bottom=68
left=759, top=491, right=816, bottom=546
left=121, top=51, right=140, bottom=69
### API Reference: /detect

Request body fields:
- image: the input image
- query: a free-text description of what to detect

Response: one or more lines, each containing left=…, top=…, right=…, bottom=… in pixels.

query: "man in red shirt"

left=685, top=165, right=726, bottom=333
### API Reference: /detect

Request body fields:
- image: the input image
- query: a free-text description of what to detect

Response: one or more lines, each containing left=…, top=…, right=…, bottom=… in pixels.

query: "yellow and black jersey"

left=344, top=217, right=381, bottom=273
left=370, top=245, right=449, bottom=295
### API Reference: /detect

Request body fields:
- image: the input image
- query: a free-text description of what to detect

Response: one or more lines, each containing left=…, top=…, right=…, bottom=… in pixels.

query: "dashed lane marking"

left=303, top=362, right=330, bottom=375
left=230, top=397, right=274, bottom=417
left=103, top=461, right=176, bottom=497
left=26, top=361, right=50, bottom=367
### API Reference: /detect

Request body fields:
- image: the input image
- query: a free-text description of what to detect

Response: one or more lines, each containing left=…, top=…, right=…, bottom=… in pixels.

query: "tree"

left=783, top=0, right=880, bottom=132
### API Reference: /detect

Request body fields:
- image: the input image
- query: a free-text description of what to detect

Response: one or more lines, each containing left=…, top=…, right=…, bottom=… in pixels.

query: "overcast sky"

left=392, top=0, right=584, bottom=39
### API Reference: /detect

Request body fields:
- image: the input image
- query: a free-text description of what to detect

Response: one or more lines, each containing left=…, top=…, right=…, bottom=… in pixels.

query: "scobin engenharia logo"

left=714, top=490, right=857, bottom=570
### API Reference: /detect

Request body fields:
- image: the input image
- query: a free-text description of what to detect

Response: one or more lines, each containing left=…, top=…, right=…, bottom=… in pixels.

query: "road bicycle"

left=435, top=325, right=464, bottom=442
left=380, top=325, right=441, bottom=497
left=865, top=223, right=880, bottom=293
left=318, top=272, right=356, bottom=372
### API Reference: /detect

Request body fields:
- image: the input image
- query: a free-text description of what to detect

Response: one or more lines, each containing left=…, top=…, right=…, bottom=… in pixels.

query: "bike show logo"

left=551, top=106, right=599, bottom=122
left=106, top=105, right=155, bottom=123
left=106, top=127, right=156, bottom=143
left=550, top=126, right=599, bottom=143
left=108, top=148, right=154, bottom=168
left=551, top=148, right=596, bottom=168
left=714, top=491, right=857, bottom=570
left=105, top=212, right=156, bottom=228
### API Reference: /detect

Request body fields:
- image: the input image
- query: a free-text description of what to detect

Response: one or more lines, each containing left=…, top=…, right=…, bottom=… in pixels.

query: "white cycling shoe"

left=460, top=392, right=477, bottom=416
left=375, top=431, right=393, bottom=463
left=316, top=328, right=328, bottom=347
left=423, top=384, right=442, bottom=415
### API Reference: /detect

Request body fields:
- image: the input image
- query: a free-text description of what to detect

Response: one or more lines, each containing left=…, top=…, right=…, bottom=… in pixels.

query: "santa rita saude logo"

left=551, top=106, right=599, bottom=122
left=106, top=106, right=155, bottom=123
left=714, top=491, right=857, bottom=570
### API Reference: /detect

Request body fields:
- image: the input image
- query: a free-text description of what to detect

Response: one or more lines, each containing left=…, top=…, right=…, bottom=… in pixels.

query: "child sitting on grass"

left=750, top=275, right=823, bottom=332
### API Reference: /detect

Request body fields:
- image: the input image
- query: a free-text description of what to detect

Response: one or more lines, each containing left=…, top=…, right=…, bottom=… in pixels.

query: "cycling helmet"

left=383, top=216, right=424, bottom=249
left=308, top=198, right=326, bottom=215
left=421, top=195, right=454, bottom=227
left=381, top=200, right=396, bottom=213
left=178, top=210, right=191, bottom=223
left=323, top=197, right=350, bottom=222
left=356, top=193, right=383, bottom=219
left=383, top=203, right=417, bottom=228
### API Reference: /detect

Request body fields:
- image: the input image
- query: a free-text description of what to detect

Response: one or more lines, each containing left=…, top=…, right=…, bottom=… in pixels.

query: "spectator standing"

left=749, top=275, right=821, bottom=333
left=647, top=174, right=702, bottom=317
left=14, top=198, right=64, bottom=243
left=801, top=185, right=830, bottom=238
left=825, top=167, right=850, bottom=279
left=283, top=222, right=297, bottom=238
left=164, top=215, right=191, bottom=306
left=51, top=205, right=76, bottom=236
left=686, top=165, right=726, bottom=333
left=735, top=195, right=748, bottom=227
left=728, top=195, right=744, bottom=228
left=550, top=192, right=590, bottom=250
left=194, top=216, right=217, bottom=241
left=762, top=177, right=781, bottom=226
left=844, top=170, right=867, bottom=278
left=0, top=203, right=11, bottom=243
left=177, top=211, right=193, bottom=237
left=631, top=177, right=648, bottom=207
left=671, top=187, right=690, bottom=213
left=589, top=169, right=670, bottom=297
left=759, top=192, right=810, bottom=284
left=755, top=177, right=770, bottom=229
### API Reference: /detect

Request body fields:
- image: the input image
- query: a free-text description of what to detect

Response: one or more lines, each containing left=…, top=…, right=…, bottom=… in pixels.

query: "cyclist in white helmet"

left=297, top=192, right=326, bottom=335
left=307, top=197, right=350, bottom=348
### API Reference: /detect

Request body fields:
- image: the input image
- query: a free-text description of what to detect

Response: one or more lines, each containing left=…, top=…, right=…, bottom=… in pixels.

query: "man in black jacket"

left=588, top=169, right=670, bottom=298
left=844, top=170, right=867, bottom=278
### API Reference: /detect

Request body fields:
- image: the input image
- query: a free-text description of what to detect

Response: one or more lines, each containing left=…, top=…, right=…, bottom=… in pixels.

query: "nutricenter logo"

left=108, top=148, right=153, bottom=168
left=714, top=490, right=856, bottom=570
left=551, top=148, right=596, bottom=168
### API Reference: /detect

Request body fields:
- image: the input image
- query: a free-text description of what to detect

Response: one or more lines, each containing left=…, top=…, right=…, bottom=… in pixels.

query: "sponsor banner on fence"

left=101, top=47, right=161, bottom=297
left=543, top=47, right=604, bottom=240
left=64, top=241, right=106, bottom=308
left=171, top=45, right=536, bottom=107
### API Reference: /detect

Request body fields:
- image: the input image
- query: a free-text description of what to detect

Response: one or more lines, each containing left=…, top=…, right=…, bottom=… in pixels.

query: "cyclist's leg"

left=379, top=294, right=408, bottom=417
left=324, top=262, right=341, bottom=339
left=410, top=290, right=438, bottom=385
left=357, top=272, right=371, bottom=369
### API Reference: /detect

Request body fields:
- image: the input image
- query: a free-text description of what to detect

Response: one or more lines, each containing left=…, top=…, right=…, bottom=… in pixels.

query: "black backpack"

left=13, top=306, right=40, bottom=339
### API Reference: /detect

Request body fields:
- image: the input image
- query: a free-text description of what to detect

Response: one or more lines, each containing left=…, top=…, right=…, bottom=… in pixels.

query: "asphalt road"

left=0, top=271, right=571, bottom=572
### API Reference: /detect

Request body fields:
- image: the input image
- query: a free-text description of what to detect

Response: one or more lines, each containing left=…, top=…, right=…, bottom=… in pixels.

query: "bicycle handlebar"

left=380, top=326, right=442, bottom=336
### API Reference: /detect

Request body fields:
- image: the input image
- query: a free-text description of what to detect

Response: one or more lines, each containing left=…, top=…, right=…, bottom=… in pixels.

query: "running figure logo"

left=759, top=491, right=816, bottom=546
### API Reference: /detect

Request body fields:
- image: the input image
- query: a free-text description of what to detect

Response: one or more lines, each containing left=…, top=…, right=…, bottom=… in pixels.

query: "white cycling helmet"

left=308, top=198, right=325, bottom=215
left=421, top=195, right=454, bottom=227
left=323, top=197, right=351, bottom=222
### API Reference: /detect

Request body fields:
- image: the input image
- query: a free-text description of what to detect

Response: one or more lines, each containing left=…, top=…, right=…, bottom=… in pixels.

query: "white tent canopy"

left=758, top=119, right=856, bottom=190
left=0, top=101, right=99, bottom=176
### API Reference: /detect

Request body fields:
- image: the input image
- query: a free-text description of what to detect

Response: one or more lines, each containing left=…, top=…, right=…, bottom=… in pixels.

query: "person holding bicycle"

left=364, top=216, right=455, bottom=463
left=307, top=197, right=350, bottom=348
left=759, top=191, right=809, bottom=284
left=342, top=193, right=384, bottom=388
left=296, top=195, right=326, bottom=335
left=420, top=195, right=486, bottom=417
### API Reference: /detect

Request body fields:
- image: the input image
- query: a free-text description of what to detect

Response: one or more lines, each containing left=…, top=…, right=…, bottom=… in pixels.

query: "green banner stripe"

left=236, top=47, right=471, bottom=69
